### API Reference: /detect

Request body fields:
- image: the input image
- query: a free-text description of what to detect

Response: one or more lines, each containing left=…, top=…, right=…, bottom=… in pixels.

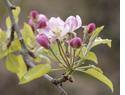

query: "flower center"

left=53, top=27, right=61, bottom=36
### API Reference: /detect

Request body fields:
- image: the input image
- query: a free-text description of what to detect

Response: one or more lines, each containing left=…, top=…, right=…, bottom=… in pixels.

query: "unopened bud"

left=87, top=23, right=96, bottom=34
left=36, top=33, right=51, bottom=49
left=69, top=37, right=82, bottom=48
left=29, top=10, right=39, bottom=20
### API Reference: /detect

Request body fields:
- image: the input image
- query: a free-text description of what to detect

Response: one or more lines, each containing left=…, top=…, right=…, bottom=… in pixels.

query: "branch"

left=6, top=25, right=15, bottom=47
left=3, top=0, right=68, bottom=95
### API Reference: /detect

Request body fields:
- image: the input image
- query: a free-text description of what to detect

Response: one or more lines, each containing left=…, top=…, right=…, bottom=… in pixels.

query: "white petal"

left=76, top=15, right=82, bottom=29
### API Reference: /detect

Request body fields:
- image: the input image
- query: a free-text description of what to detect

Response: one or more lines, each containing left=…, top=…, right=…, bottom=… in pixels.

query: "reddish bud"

left=28, top=19, right=34, bottom=31
left=29, top=10, right=39, bottom=20
left=37, top=14, right=48, bottom=28
left=36, top=33, right=51, bottom=49
left=69, top=37, right=82, bottom=48
left=87, top=23, right=96, bottom=34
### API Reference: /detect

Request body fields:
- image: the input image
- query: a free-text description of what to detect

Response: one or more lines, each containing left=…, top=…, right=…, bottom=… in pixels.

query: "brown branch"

left=6, top=25, right=15, bottom=47
left=3, top=0, right=68, bottom=95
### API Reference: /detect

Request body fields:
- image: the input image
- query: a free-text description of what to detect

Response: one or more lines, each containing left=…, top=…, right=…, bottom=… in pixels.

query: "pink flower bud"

left=37, top=14, right=48, bottom=28
left=29, top=10, right=39, bottom=20
left=87, top=23, right=96, bottom=34
left=28, top=19, right=34, bottom=31
left=69, top=37, right=82, bottom=48
left=36, top=33, right=51, bottom=49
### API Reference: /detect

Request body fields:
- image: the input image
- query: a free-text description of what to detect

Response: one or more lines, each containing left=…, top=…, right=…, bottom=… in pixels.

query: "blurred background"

left=0, top=0, right=120, bottom=95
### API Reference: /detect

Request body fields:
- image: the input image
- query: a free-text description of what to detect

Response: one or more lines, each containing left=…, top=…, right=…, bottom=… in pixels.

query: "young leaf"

left=16, top=55, right=27, bottom=79
left=81, top=52, right=98, bottom=64
left=19, top=64, right=52, bottom=84
left=76, top=68, right=114, bottom=93
left=6, top=6, right=20, bottom=27
left=6, top=54, right=20, bottom=73
left=0, top=50, right=6, bottom=59
left=25, top=37, right=34, bottom=48
left=24, top=23, right=35, bottom=39
left=9, top=38, right=21, bottom=53
left=92, top=37, right=112, bottom=48
left=86, top=26, right=104, bottom=55
left=34, top=55, right=41, bottom=63
left=90, top=26, right=104, bottom=41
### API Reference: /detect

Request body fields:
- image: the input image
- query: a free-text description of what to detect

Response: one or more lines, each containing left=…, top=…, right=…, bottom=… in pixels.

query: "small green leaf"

left=6, top=6, right=20, bottom=27
left=90, top=26, right=104, bottom=41
left=24, top=23, right=35, bottom=39
left=0, top=50, right=6, bottom=59
left=9, top=38, right=21, bottom=53
left=6, top=54, right=20, bottom=73
left=0, top=29, right=6, bottom=41
left=19, top=64, right=52, bottom=84
left=16, top=55, right=27, bottom=79
left=86, top=26, right=104, bottom=55
left=48, top=42, right=61, bottom=61
left=25, top=37, right=34, bottom=48
left=48, top=51, right=58, bottom=61
left=34, top=55, right=41, bottom=63
left=92, top=37, right=112, bottom=48
left=82, top=52, right=98, bottom=64
left=76, top=68, right=113, bottom=93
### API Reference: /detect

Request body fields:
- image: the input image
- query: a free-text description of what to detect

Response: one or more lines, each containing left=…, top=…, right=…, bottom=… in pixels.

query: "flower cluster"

left=29, top=10, right=96, bottom=49
left=29, top=10, right=48, bottom=31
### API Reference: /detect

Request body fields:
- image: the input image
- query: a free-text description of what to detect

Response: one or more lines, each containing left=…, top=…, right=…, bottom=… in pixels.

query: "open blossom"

left=37, top=15, right=82, bottom=39
left=29, top=10, right=39, bottom=20
left=48, top=17, right=65, bottom=39
left=87, top=23, right=96, bottom=34
left=36, top=33, right=51, bottom=49
left=62, top=15, right=82, bottom=35
left=69, top=37, right=82, bottom=48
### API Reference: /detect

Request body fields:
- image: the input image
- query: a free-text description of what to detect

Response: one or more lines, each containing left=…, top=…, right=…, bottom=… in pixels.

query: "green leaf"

left=19, top=64, right=52, bottom=84
left=34, top=55, right=41, bottom=63
left=0, top=29, right=6, bottom=41
left=76, top=68, right=113, bottom=93
left=90, top=26, right=104, bottom=41
left=9, top=38, right=21, bottom=53
left=6, top=54, right=20, bottom=73
left=0, top=50, right=6, bottom=59
left=48, top=50, right=58, bottom=61
left=82, top=52, right=98, bottom=64
left=16, top=55, right=27, bottom=79
left=6, top=6, right=20, bottom=27
left=25, top=37, right=34, bottom=48
left=24, top=23, right=35, bottom=39
left=86, top=26, right=104, bottom=55
left=48, top=42, right=61, bottom=61
left=92, top=37, right=112, bottom=48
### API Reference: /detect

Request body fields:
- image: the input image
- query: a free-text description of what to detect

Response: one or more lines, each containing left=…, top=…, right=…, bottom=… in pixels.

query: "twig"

left=6, top=25, right=15, bottom=47
left=3, top=0, right=68, bottom=95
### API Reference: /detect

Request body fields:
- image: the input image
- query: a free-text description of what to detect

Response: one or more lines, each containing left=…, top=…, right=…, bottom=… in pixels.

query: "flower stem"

left=52, top=68, right=66, bottom=71
left=56, top=39, right=70, bottom=67
left=50, top=48, right=67, bottom=68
